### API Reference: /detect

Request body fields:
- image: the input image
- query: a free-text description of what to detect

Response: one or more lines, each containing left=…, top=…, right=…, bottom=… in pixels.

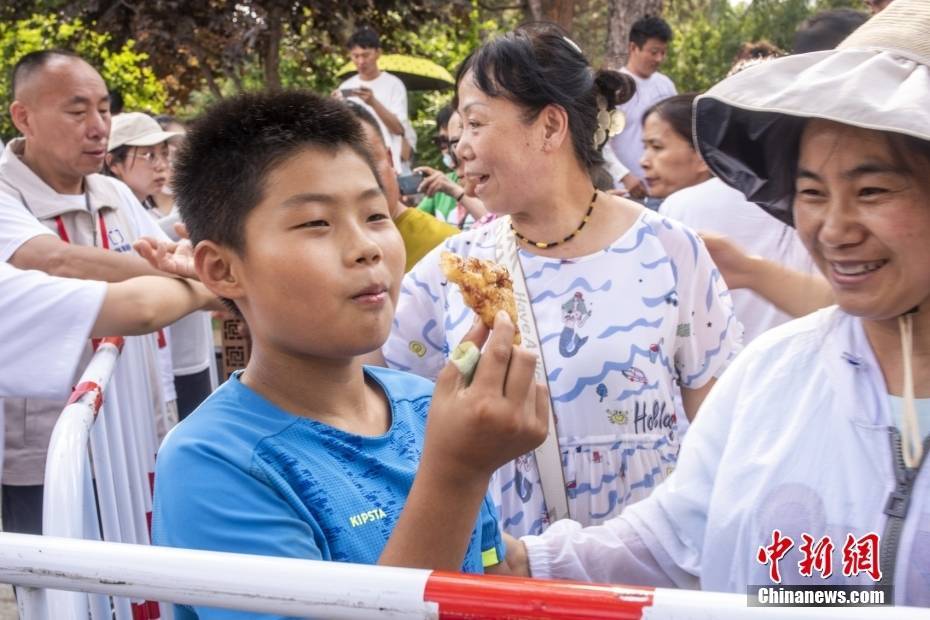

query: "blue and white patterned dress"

left=384, top=210, right=742, bottom=536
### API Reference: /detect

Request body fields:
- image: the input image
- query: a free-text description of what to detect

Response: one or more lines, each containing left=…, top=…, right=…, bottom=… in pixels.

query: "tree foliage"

left=663, top=0, right=867, bottom=93
left=0, top=12, right=165, bottom=141
left=0, top=0, right=869, bottom=161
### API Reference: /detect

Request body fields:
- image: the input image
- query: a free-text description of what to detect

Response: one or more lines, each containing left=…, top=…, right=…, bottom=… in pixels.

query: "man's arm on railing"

left=10, top=234, right=165, bottom=282
left=92, top=276, right=217, bottom=337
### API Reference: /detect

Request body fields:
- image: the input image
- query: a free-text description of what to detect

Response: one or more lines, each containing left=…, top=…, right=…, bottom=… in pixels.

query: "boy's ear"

left=193, top=240, right=246, bottom=303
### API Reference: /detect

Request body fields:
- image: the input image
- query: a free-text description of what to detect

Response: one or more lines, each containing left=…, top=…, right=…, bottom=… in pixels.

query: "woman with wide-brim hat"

left=502, top=0, right=930, bottom=604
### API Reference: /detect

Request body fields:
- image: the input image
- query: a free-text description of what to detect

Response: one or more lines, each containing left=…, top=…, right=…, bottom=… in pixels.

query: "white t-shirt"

left=659, top=177, right=815, bottom=343
left=0, top=190, right=56, bottom=262
left=0, top=262, right=105, bottom=400
left=384, top=212, right=742, bottom=536
left=524, top=308, right=930, bottom=606
left=340, top=71, right=409, bottom=170
left=0, top=263, right=106, bottom=485
left=0, top=160, right=179, bottom=401
left=609, top=68, right=677, bottom=182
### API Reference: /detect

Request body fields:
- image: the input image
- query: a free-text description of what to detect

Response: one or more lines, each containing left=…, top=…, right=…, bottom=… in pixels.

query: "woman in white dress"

left=384, top=24, right=742, bottom=536
left=640, top=93, right=815, bottom=343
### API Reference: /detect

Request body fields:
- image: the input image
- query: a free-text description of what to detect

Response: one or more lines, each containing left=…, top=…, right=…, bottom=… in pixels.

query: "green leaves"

left=663, top=0, right=865, bottom=93
left=0, top=14, right=166, bottom=141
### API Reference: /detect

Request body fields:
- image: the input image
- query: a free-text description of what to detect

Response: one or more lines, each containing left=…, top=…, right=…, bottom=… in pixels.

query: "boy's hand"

left=424, top=311, right=549, bottom=483
left=133, top=236, right=197, bottom=280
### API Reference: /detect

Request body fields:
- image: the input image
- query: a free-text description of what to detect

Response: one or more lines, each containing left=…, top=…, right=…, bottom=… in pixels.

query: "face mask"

left=442, top=153, right=455, bottom=169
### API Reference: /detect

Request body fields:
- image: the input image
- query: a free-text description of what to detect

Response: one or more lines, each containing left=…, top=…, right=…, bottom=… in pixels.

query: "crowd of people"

left=1, top=0, right=928, bottom=616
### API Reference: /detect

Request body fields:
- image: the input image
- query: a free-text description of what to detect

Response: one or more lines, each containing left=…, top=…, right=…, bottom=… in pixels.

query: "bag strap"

left=493, top=216, right=571, bottom=523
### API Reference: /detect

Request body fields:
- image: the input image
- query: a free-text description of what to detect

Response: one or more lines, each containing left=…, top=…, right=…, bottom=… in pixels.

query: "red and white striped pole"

left=425, top=571, right=653, bottom=619
left=5, top=534, right=922, bottom=620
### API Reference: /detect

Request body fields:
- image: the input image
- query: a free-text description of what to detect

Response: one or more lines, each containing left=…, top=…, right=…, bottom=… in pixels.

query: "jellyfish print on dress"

left=559, top=291, right=592, bottom=357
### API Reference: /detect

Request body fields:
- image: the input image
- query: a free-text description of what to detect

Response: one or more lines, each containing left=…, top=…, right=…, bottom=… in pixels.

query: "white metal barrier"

left=18, top=338, right=929, bottom=619
left=1, top=533, right=927, bottom=619
left=27, top=336, right=167, bottom=620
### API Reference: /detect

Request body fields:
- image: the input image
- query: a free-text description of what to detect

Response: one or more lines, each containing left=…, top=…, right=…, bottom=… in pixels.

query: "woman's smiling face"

left=455, top=71, right=547, bottom=214
left=794, top=120, right=930, bottom=320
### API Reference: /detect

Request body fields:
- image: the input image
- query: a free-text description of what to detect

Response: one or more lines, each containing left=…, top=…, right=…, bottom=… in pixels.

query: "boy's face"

left=230, top=146, right=405, bottom=358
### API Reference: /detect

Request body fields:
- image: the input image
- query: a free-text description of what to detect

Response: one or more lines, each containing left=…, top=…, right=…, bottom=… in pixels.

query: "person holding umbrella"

left=333, top=27, right=409, bottom=171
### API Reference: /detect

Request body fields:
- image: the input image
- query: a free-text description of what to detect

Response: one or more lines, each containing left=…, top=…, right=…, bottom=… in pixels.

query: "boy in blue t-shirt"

left=150, top=91, right=546, bottom=618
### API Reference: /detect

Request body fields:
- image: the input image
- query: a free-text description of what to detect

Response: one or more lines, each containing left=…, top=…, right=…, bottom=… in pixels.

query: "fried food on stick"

left=440, top=251, right=521, bottom=345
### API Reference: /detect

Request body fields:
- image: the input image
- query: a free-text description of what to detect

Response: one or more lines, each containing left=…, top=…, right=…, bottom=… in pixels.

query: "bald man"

left=0, top=49, right=199, bottom=535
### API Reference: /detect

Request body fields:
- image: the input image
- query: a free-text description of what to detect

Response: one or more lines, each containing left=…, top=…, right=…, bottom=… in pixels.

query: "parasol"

left=336, top=54, right=455, bottom=91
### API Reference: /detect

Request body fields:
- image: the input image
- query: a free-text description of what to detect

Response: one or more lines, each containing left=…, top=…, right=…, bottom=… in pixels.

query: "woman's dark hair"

left=642, top=93, right=699, bottom=147
left=792, top=9, right=867, bottom=54
left=733, top=40, right=782, bottom=63
left=453, top=23, right=635, bottom=178
left=885, top=133, right=930, bottom=180
left=103, top=144, right=132, bottom=176
left=435, top=104, right=454, bottom=131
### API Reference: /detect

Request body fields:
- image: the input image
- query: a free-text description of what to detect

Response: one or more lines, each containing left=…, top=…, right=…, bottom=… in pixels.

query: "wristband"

left=455, top=188, right=466, bottom=202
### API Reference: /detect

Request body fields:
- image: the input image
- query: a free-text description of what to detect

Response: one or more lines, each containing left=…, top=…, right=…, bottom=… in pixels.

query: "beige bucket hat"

left=693, top=0, right=930, bottom=226
left=108, top=112, right=181, bottom=152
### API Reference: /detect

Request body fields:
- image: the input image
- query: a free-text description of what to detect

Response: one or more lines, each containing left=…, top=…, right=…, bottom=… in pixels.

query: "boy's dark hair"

left=345, top=100, right=385, bottom=147
left=435, top=104, right=454, bottom=131
left=629, top=15, right=673, bottom=48
left=173, top=90, right=377, bottom=255
left=347, top=27, right=381, bottom=50
left=454, top=23, right=635, bottom=181
left=12, top=49, right=82, bottom=97
left=792, top=9, right=868, bottom=54
left=642, top=93, right=699, bottom=146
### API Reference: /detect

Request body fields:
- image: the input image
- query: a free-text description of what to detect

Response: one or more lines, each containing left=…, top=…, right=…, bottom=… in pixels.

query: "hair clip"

left=562, top=36, right=583, bottom=55
left=593, top=95, right=626, bottom=149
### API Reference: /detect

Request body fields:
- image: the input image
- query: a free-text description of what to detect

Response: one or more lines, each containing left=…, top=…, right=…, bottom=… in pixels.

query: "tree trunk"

left=262, top=5, right=283, bottom=91
left=190, top=44, right=223, bottom=100
left=528, top=0, right=544, bottom=21
left=604, top=0, right=663, bottom=70
left=527, top=0, right=576, bottom=34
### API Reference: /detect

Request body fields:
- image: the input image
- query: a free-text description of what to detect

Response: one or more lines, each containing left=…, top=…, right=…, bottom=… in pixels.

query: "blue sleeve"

left=152, top=438, right=321, bottom=619
left=479, top=493, right=506, bottom=569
